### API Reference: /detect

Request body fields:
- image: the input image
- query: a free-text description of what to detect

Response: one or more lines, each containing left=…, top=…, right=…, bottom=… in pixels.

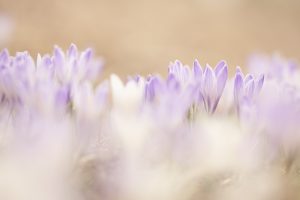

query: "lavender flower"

left=0, top=44, right=103, bottom=115
left=234, top=67, right=264, bottom=113
left=166, top=59, right=228, bottom=114
left=194, top=60, right=228, bottom=113
left=1, top=45, right=300, bottom=200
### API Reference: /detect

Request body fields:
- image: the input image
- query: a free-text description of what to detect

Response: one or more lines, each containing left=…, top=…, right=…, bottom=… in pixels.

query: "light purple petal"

left=244, top=74, right=254, bottom=84
left=245, top=79, right=255, bottom=99
left=255, top=74, right=264, bottom=94
left=167, top=73, right=180, bottom=91
left=80, top=48, right=93, bottom=65
left=193, top=59, right=203, bottom=80
left=0, top=49, right=9, bottom=64
left=214, top=60, right=226, bottom=76
left=95, top=81, right=109, bottom=105
left=235, top=66, right=244, bottom=78
left=53, top=46, right=65, bottom=68
left=67, top=43, right=78, bottom=59
left=203, top=64, right=214, bottom=111
left=56, top=85, right=71, bottom=106
left=216, top=65, right=228, bottom=97
left=234, top=72, right=244, bottom=105
left=203, top=64, right=214, bottom=94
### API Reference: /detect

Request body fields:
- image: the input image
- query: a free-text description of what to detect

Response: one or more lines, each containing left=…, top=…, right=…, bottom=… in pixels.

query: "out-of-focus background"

left=0, top=0, right=299, bottom=76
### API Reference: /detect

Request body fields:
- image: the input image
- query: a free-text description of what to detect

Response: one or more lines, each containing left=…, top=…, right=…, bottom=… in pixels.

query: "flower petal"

left=234, top=71, right=244, bottom=105
left=214, top=60, right=226, bottom=76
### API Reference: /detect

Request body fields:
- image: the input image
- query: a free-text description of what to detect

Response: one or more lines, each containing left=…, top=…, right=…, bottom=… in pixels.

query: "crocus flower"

left=0, top=44, right=103, bottom=115
left=193, top=60, right=228, bottom=113
left=0, top=45, right=300, bottom=200
left=234, top=67, right=264, bottom=113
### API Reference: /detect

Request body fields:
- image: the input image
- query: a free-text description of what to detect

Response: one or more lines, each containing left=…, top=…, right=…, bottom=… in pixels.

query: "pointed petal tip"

left=215, top=60, right=227, bottom=74
left=68, top=43, right=78, bottom=57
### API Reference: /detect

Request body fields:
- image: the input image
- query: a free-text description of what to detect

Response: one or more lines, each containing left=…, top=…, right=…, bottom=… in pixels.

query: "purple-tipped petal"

left=234, top=72, right=244, bottom=105
left=168, top=62, right=174, bottom=74
left=0, top=49, right=9, bottom=64
left=193, top=59, right=203, bottom=79
left=56, top=85, right=71, bottom=106
left=42, top=55, right=53, bottom=69
left=245, top=79, right=255, bottom=98
left=215, top=60, right=226, bottom=76
left=53, top=46, right=65, bottom=67
left=244, top=74, right=254, bottom=84
left=216, top=65, right=228, bottom=97
left=203, top=65, right=214, bottom=112
left=95, top=81, right=109, bottom=105
left=235, top=66, right=244, bottom=78
left=203, top=65, right=214, bottom=94
left=167, top=73, right=180, bottom=91
left=127, top=74, right=142, bottom=83
left=182, top=65, right=191, bottom=82
left=209, top=65, right=228, bottom=113
left=67, top=43, right=78, bottom=59
left=255, top=74, right=264, bottom=93
left=80, top=48, right=93, bottom=64
left=145, top=76, right=163, bottom=102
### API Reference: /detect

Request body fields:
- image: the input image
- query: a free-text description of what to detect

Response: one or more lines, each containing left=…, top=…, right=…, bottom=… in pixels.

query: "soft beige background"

left=0, top=0, right=299, bottom=76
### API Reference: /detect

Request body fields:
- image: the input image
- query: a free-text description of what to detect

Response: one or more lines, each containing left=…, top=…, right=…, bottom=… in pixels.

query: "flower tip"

left=68, top=43, right=78, bottom=58
left=215, top=60, right=227, bottom=75
left=0, top=48, right=9, bottom=62
left=236, top=66, right=242, bottom=73
left=53, top=45, right=64, bottom=58
left=193, top=59, right=203, bottom=76
left=81, top=48, right=93, bottom=62
left=256, top=74, right=265, bottom=92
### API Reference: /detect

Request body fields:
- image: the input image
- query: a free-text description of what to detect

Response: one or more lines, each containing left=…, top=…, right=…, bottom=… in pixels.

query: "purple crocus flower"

left=0, top=45, right=103, bottom=114
left=247, top=54, right=297, bottom=81
left=193, top=60, right=228, bottom=114
left=234, top=67, right=264, bottom=113
left=168, top=60, right=192, bottom=85
left=144, top=75, right=163, bottom=102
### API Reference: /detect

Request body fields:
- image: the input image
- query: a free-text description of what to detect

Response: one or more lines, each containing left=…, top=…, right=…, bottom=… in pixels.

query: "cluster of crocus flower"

left=0, top=45, right=300, bottom=200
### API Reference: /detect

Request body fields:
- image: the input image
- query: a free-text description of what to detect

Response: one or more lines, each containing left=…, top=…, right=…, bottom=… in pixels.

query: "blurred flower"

left=0, top=46, right=300, bottom=200
left=233, top=67, right=264, bottom=113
